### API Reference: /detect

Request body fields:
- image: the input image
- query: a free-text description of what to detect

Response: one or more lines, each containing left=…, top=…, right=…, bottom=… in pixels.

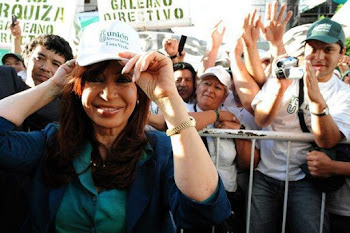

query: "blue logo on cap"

left=99, top=30, right=107, bottom=42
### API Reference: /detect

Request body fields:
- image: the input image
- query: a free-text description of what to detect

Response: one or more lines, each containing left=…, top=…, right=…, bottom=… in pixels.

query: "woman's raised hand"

left=119, top=51, right=178, bottom=102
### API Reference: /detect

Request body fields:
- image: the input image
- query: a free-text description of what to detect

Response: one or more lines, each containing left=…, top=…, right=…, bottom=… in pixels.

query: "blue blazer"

left=0, top=66, right=60, bottom=233
left=0, top=66, right=60, bottom=131
left=0, top=117, right=231, bottom=233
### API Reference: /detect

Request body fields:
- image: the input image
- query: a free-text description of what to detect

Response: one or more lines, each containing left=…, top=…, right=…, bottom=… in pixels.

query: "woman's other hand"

left=120, top=51, right=178, bottom=103
left=51, top=59, right=76, bottom=91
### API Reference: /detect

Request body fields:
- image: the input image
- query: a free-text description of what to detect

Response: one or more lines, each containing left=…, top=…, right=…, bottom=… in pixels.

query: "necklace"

left=76, top=160, right=106, bottom=176
left=90, top=160, right=106, bottom=168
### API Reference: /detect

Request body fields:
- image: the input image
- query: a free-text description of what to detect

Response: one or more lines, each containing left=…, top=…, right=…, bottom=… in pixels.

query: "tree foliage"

left=345, top=38, right=350, bottom=56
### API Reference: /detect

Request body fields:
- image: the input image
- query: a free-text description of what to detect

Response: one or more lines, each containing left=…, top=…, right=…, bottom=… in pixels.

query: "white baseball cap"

left=77, top=21, right=143, bottom=66
left=199, top=65, right=231, bottom=88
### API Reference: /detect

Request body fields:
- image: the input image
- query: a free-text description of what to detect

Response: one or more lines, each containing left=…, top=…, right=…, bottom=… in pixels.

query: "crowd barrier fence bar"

left=199, top=129, right=350, bottom=233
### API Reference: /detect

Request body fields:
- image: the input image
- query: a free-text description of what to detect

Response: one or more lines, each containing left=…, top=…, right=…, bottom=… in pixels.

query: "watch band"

left=169, top=54, right=177, bottom=59
left=166, top=117, right=196, bottom=136
left=310, top=105, right=329, bottom=117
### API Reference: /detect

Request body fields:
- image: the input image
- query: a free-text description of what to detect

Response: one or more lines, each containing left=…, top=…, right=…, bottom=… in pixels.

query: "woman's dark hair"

left=43, top=60, right=150, bottom=189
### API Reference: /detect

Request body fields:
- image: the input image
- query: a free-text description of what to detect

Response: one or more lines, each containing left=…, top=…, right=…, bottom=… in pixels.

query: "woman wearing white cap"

left=0, top=21, right=230, bottom=233
left=183, top=65, right=259, bottom=232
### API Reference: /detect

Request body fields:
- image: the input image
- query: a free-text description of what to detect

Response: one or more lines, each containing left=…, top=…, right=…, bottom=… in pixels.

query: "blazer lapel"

left=126, top=156, right=156, bottom=232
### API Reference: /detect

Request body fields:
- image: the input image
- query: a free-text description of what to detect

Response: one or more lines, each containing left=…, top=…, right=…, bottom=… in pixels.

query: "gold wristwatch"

left=166, top=117, right=196, bottom=136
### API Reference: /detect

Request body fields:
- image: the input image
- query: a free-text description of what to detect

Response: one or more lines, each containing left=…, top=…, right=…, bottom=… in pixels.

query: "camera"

left=11, top=14, right=17, bottom=27
left=178, top=35, right=187, bottom=54
left=274, top=56, right=304, bottom=79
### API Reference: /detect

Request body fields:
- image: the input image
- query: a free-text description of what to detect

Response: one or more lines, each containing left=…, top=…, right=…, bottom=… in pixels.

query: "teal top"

left=55, top=142, right=219, bottom=233
left=55, top=143, right=128, bottom=233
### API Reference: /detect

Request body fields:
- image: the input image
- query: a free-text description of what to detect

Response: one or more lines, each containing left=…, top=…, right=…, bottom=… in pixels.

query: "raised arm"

left=197, top=20, right=226, bottom=76
left=260, top=1, right=293, bottom=57
left=304, top=61, right=344, bottom=148
left=230, top=37, right=261, bottom=114
left=120, top=51, right=219, bottom=201
left=0, top=60, right=75, bottom=126
left=9, top=20, right=22, bottom=55
left=254, top=77, right=292, bottom=127
left=241, top=9, right=266, bottom=86
left=162, top=38, right=184, bottom=64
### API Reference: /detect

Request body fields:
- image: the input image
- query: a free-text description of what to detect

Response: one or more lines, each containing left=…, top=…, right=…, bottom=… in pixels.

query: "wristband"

left=214, top=109, right=220, bottom=122
left=169, top=54, right=177, bottom=59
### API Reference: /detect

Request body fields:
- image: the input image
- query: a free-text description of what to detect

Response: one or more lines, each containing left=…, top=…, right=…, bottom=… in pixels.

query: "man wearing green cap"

left=296, top=17, right=350, bottom=233
left=304, top=18, right=346, bottom=82
left=250, top=18, right=350, bottom=233
left=2, top=53, right=27, bottom=81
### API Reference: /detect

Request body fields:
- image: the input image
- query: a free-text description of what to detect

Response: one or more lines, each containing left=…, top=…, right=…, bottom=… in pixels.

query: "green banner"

left=0, top=0, right=77, bottom=49
left=0, top=48, right=10, bottom=65
left=77, top=11, right=100, bottom=31
left=299, top=0, right=326, bottom=13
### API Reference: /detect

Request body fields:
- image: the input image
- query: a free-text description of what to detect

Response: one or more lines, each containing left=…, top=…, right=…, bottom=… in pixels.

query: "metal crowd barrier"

left=198, top=128, right=350, bottom=233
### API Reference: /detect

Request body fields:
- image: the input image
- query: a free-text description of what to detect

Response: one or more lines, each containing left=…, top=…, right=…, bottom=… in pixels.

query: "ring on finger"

left=65, top=60, right=74, bottom=67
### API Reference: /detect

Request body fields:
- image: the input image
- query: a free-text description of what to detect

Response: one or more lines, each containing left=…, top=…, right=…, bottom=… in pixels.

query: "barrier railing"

left=198, top=128, right=350, bottom=233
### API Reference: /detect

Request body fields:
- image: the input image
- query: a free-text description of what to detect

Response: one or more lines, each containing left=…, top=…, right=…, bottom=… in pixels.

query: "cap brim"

left=199, top=72, right=226, bottom=86
left=2, top=54, right=23, bottom=64
left=199, top=72, right=217, bottom=80
left=304, top=34, right=339, bottom=44
left=77, top=54, right=128, bottom=66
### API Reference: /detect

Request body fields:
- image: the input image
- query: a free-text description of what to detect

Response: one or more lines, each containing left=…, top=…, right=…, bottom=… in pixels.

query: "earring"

left=136, top=100, right=139, bottom=105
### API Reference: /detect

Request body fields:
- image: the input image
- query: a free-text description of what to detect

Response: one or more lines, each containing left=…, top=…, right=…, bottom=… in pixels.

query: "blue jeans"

left=250, top=171, right=328, bottom=233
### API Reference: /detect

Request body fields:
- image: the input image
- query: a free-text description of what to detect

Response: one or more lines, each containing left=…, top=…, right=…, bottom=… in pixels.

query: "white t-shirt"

left=185, top=103, right=238, bottom=192
left=251, top=74, right=350, bottom=181
left=17, top=70, right=27, bottom=81
left=223, top=91, right=261, bottom=131
left=150, top=101, right=159, bottom=114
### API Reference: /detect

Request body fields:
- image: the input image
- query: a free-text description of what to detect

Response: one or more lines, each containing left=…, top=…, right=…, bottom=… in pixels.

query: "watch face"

left=325, top=106, right=329, bottom=115
left=320, top=105, right=329, bottom=116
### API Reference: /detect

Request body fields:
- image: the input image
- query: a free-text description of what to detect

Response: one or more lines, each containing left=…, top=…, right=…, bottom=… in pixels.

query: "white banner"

left=0, top=0, right=77, bottom=49
left=97, top=0, right=191, bottom=30
left=332, top=1, right=350, bottom=27
left=299, top=0, right=326, bottom=13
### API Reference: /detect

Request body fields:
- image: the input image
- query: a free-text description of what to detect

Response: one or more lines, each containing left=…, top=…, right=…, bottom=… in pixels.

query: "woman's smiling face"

left=81, top=61, right=137, bottom=133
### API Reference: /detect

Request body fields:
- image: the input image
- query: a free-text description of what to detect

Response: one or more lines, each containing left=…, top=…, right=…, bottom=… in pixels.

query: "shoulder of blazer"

left=0, top=66, right=29, bottom=95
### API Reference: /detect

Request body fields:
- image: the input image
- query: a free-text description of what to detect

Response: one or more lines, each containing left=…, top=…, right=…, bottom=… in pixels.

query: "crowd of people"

left=0, top=1, right=350, bottom=233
